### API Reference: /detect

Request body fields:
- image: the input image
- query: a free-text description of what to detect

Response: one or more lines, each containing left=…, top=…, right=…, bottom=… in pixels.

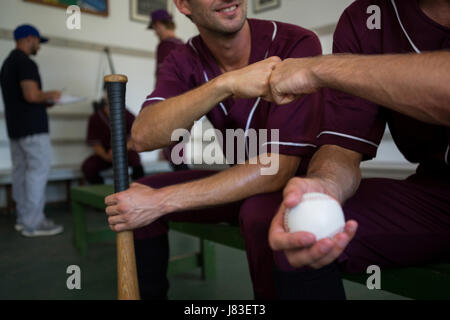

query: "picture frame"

left=130, top=0, right=174, bottom=24
left=253, top=0, right=281, bottom=13
left=23, top=0, right=109, bottom=17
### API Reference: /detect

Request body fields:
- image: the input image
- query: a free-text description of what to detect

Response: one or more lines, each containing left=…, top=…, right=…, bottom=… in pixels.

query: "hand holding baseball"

left=269, top=177, right=358, bottom=269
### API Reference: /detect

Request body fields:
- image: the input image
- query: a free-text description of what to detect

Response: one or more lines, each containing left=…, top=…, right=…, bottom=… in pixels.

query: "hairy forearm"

left=306, top=145, right=362, bottom=203
left=314, top=52, right=450, bottom=126
left=132, top=76, right=232, bottom=152
left=157, top=154, right=300, bottom=214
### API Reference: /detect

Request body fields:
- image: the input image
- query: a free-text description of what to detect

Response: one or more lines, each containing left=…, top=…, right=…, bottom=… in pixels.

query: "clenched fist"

left=269, top=57, right=323, bottom=105
left=223, top=56, right=281, bottom=100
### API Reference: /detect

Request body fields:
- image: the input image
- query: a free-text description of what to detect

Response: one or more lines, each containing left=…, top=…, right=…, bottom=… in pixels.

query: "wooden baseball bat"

left=104, top=74, right=140, bottom=300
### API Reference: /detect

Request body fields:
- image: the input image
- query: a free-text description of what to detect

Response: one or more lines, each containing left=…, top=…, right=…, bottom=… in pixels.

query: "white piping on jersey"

left=188, top=38, right=199, bottom=54
left=244, top=97, right=262, bottom=155
left=264, top=21, right=278, bottom=59
left=445, top=145, right=449, bottom=165
left=271, top=21, right=278, bottom=41
left=203, top=71, right=228, bottom=116
left=317, top=131, right=380, bottom=148
left=391, top=0, right=421, bottom=54
left=263, top=141, right=317, bottom=148
left=145, top=97, right=166, bottom=102
left=218, top=103, right=228, bottom=116
left=245, top=21, right=278, bottom=155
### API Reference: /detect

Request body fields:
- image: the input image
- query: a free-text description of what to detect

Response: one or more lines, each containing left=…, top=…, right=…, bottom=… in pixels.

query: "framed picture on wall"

left=130, top=0, right=174, bottom=24
left=23, top=0, right=109, bottom=17
left=253, top=0, right=281, bottom=13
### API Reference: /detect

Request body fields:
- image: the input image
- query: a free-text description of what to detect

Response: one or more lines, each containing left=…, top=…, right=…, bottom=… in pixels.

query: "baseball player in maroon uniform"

left=105, top=0, right=323, bottom=300
left=148, top=9, right=185, bottom=76
left=82, top=93, right=144, bottom=185
left=268, top=0, right=450, bottom=299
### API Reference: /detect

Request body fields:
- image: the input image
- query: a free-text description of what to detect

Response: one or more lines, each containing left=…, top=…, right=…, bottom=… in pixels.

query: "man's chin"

left=217, top=17, right=246, bottom=35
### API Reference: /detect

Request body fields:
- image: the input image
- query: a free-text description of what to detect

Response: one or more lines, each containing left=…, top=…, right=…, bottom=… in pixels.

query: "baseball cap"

left=148, top=9, right=173, bottom=29
left=14, top=25, right=49, bottom=43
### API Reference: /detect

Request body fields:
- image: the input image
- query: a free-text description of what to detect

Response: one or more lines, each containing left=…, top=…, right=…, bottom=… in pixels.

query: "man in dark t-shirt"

left=148, top=9, right=188, bottom=171
left=105, top=0, right=323, bottom=300
left=0, top=25, right=63, bottom=238
left=267, top=0, right=450, bottom=299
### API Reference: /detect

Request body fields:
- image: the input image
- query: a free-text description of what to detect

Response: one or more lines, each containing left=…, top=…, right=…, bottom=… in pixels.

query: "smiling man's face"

left=185, top=0, right=247, bottom=35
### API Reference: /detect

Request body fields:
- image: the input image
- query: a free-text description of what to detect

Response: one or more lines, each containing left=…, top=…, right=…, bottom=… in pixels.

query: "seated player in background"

left=82, top=90, right=144, bottom=184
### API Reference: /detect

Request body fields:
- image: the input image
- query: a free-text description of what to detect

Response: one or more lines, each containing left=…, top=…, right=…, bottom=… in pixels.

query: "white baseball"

left=284, top=192, right=345, bottom=240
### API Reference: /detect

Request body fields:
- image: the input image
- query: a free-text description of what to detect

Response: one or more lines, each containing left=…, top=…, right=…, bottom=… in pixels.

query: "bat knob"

left=104, top=74, right=128, bottom=83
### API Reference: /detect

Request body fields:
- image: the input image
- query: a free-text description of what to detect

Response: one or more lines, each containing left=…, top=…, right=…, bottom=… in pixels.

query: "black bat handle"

left=105, top=75, right=129, bottom=193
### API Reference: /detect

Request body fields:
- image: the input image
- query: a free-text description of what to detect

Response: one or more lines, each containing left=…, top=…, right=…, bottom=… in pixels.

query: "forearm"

left=40, top=91, right=58, bottom=103
left=133, top=56, right=280, bottom=152
left=27, top=90, right=55, bottom=104
left=306, top=145, right=362, bottom=203
left=156, top=154, right=300, bottom=215
left=132, top=76, right=232, bottom=152
left=314, top=52, right=450, bottom=125
left=93, top=144, right=109, bottom=160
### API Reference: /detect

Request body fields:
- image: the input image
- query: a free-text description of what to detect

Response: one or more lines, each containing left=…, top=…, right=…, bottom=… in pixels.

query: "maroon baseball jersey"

left=87, top=108, right=135, bottom=151
left=319, top=0, right=450, bottom=168
left=143, top=19, right=323, bottom=170
left=156, top=37, right=184, bottom=76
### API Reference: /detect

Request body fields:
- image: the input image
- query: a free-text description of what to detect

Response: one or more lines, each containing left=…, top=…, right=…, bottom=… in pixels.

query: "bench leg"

left=66, top=180, right=72, bottom=204
left=200, top=239, right=216, bottom=280
left=72, top=201, right=88, bottom=256
left=6, top=184, right=15, bottom=215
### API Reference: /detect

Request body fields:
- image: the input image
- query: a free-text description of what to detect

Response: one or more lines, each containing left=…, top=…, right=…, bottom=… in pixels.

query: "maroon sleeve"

left=86, top=114, right=102, bottom=146
left=317, top=5, right=386, bottom=160
left=265, top=33, right=323, bottom=157
left=142, top=50, right=191, bottom=110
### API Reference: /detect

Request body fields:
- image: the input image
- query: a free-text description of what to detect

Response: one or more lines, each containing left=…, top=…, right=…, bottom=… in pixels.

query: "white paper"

left=56, top=94, right=86, bottom=105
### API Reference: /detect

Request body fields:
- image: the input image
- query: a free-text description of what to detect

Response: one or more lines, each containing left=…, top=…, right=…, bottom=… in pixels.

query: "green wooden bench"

left=71, top=184, right=450, bottom=299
